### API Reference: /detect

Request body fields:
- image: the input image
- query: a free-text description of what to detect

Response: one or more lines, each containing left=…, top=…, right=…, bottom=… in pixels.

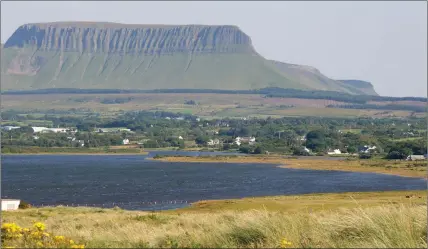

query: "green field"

left=2, top=93, right=424, bottom=119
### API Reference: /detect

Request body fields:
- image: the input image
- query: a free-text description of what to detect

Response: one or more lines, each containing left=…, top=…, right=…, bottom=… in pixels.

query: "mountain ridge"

left=1, top=22, right=378, bottom=95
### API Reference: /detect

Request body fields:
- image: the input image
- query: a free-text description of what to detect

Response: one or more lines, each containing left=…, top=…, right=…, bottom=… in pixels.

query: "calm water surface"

left=1, top=155, right=426, bottom=210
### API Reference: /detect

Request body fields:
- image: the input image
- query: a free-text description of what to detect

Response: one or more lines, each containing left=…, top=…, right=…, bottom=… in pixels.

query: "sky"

left=1, top=1, right=427, bottom=97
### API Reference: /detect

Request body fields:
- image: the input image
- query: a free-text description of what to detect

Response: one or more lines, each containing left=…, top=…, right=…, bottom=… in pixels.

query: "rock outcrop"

left=4, top=22, right=254, bottom=54
left=337, top=80, right=378, bottom=96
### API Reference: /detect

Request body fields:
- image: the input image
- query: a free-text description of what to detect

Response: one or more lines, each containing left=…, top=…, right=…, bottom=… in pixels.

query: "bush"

left=292, top=148, right=310, bottom=156
left=153, top=154, right=166, bottom=159
left=1, top=222, right=85, bottom=248
left=253, top=146, right=264, bottom=154
left=239, top=146, right=251, bottom=154
left=386, top=151, right=408, bottom=160
left=18, top=200, right=32, bottom=209
left=227, top=226, right=266, bottom=247
left=359, top=153, right=372, bottom=159
left=222, top=143, right=231, bottom=151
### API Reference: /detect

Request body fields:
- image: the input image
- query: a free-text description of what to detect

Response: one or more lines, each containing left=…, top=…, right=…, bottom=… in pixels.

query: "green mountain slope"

left=337, top=80, right=378, bottom=96
left=1, top=22, right=377, bottom=95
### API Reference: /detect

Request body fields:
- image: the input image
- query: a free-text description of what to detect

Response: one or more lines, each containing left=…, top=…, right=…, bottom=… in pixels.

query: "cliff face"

left=4, top=22, right=254, bottom=54
left=338, top=80, right=378, bottom=96
left=1, top=22, right=374, bottom=94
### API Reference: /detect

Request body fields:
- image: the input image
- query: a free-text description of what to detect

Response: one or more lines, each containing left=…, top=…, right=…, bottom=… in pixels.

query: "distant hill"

left=1, top=22, right=377, bottom=95
left=337, top=80, right=378, bottom=96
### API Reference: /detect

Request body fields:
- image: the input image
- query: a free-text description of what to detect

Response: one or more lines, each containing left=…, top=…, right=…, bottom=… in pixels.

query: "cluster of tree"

left=238, top=145, right=265, bottom=154
left=263, top=87, right=427, bottom=104
left=327, top=104, right=426, bottom=113
left=384, top=139, right=426, bottom=159
left=2, top=109, right=426, bottom=155
left=100, top=97, right=133, bottom=104
left=1, top=128, right=125, bottom=148
left=184, top=100, right=197, bottom=105
left=4, top=88, right=426, bottom=105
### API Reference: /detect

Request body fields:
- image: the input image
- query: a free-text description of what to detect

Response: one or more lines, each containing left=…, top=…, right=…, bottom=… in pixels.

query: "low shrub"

left=1, top=222, right=85, bottom=248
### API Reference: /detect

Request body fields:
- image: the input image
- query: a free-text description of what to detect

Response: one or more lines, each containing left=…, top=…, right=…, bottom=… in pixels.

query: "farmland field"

left=2, top=93, right=425, bottom=118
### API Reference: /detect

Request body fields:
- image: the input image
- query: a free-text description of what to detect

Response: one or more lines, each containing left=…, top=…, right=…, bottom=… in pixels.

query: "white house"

left=360, top=145, right=377, bottom=153
left=32, top=127, right=76, bottom=133
left=327, top=149, right=342, bottom=155
left=1, top=199, right=20, bottom=211
left=31, top=126, right=49, bottom=133
left=43, top=128, right=69, bottom=133
left=122, top=139, right=130, bottom=145
left=207, top=139, right=220, bottom=146
left=1, top=126, right=21, bottom=131
left=234, top=136, right=256, bottom=145
left=178, top=136, right=184, bottom=140
left=97, top=128, right=131, bottom=133
left=406, top=155, right=426, bottom=161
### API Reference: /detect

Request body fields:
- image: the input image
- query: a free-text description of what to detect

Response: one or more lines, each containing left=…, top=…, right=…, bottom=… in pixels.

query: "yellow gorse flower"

left=71, top=245, right=85, bottom=249
left=1, top=223, right=22, bottom=239
left=54, top=235, right=65, bottom=241
left=280, top=238, right=292, bottom=248
left=1, top=221, right=85, bottom=249
left=33, top=222, right=46, bottom=231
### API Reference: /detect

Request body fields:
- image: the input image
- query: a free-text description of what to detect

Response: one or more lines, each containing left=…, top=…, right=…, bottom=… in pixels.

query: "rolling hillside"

left=1, top=22, right=377, bottom=95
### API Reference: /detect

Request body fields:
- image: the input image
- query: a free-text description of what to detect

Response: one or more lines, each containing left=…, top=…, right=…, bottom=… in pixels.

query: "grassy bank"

left=175, top=190, right=426, bottom=213
left=2, top=190, right=426, bottom=248
left=154, top=156, right=427, bottom=178
left=1, top=146, right=149, bottom=155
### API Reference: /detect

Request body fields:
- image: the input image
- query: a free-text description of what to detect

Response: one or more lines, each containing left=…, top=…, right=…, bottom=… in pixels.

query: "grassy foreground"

left=2, top=191, right=426, bottom=248
left=154, top=156, right=427, bottom=178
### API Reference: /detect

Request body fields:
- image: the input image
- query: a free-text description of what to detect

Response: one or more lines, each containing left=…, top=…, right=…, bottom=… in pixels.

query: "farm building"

left=31, top=127, right=77, bottom=133
left=96, top=128, right=132, bottom=133
left=406, top=155, right=426, bottom=161
left=234, top=136, right=256, bottom=146
left=1, top=126, right=21, bottom=131
left=1, top=199, right=20, bottom=211
left=327, top=149, right=342, bottom=155
left=122, top=139, right=130, bottom=145
left=207, top=139, right=220, bottom=146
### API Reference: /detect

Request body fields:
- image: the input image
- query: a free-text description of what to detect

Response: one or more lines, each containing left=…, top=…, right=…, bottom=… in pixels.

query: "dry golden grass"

left=177, top=190, right=427, bottom=213
left=2, top=200, right=426, bottom=248
left=156, top=157, right=427, bottom=178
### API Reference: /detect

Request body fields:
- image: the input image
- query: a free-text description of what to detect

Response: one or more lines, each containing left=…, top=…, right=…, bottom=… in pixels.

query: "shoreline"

left=171, top=189, right=427, bottom=213
left=6, top=190, right=426, bottom=214
left=154, top=156, right=427, bottom=179
left=2, top=152, right=149, bottom=155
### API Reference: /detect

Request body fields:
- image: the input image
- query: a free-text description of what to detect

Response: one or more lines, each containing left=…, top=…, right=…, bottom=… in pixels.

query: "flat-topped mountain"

left=1, top=22, right=377, bottom=95
left=4, top=22, right=253, bottom=54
